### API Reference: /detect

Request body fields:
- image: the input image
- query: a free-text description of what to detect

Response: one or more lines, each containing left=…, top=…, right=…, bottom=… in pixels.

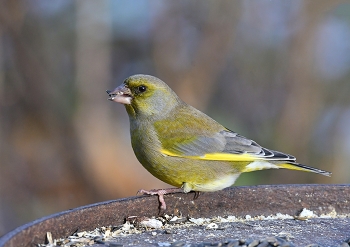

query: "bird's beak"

left=106, top=84, right=133, bottom=105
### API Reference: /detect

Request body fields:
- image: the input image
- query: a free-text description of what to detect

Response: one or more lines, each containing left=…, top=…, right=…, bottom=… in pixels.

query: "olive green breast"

left=126, top=100, right=247, bottom=191
left=129, top=117, right=245, bottom=190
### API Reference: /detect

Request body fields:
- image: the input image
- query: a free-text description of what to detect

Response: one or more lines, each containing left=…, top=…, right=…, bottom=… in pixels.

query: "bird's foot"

left=193, top=191, right=201, bottom=200
left=137, top=188, right=184, bottom=211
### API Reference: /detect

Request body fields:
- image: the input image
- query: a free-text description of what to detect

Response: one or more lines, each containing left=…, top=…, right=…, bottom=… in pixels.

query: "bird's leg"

left=137, top=188, right=184, bottom=211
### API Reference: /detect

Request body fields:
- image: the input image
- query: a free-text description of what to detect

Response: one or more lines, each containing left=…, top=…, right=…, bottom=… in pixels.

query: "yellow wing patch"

left=161, top=149, right=262, bottom=162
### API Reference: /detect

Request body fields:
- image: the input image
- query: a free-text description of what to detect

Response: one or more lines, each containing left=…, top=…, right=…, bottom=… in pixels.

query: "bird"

left=106, top=74, right=331, bottom=211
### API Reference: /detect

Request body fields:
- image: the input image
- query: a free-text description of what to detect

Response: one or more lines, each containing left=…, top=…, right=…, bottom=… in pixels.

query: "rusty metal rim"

left=0, top=184, right=349, bottom=247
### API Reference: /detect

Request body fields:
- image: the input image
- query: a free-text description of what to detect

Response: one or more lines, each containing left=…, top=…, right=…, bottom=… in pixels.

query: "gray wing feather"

left=170, top=129, right=296, bottom=162
left=221, top=130, right=296, bottom=161
left=169, top=131, right=226, bottom=156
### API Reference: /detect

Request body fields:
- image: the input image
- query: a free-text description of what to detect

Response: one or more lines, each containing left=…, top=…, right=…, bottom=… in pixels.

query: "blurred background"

left=1, top=0, right=350, bottom=236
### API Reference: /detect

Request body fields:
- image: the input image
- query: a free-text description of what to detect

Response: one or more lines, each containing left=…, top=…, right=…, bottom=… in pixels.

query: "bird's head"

left=107, top=74, right=181, bottom=118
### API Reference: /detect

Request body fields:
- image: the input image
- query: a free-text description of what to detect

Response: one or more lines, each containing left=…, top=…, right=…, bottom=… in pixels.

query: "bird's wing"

left=159, top=128, right=296, bottom=162
left=216, top=130, right=296, bottom=161
left=154, top=105, right=295, bottom=162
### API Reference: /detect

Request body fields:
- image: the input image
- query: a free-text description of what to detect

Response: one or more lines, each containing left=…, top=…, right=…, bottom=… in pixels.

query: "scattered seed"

left=37, top=211, right=349, bottom=247
left=206, top=223, right=218, bottom=230
left=140, top=218, right=163, bottom=229
left=46, top=232, right=53, bottom=245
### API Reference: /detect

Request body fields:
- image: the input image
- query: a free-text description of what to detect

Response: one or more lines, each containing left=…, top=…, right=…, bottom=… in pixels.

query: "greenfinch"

left=107, top=74, right=331, bottom=210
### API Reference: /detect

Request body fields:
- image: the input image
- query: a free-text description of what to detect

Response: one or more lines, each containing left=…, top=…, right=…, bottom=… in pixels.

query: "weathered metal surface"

left=0, top=184, right=349, bottom=247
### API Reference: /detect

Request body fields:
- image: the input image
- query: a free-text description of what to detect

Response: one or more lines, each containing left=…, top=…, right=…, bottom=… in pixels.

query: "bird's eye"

left=138, top=85, right=147, bottom=93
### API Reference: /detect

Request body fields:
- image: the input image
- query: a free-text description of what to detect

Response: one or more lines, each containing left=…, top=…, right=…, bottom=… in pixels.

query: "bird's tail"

left=279, top=162, right=331, bottom=177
